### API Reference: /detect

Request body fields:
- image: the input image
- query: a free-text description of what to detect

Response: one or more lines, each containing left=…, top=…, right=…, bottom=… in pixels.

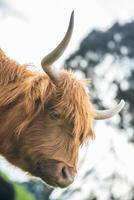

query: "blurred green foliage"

left=0, top=172, right=35, bottom=200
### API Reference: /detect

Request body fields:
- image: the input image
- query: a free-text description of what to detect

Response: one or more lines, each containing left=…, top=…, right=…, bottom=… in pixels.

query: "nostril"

left=61, top=167, right=68, bottom=179
left=60, top=166, right=74, bottom=183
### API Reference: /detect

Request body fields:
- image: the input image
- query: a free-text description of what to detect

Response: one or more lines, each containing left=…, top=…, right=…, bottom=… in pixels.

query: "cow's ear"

left=24, top=75, right=56, bottom=114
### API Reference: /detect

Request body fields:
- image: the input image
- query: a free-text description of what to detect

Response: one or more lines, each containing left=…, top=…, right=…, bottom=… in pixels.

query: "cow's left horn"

left=94, top=100, right=125, bottom=120
left=41, top=11, right=74, bottom=78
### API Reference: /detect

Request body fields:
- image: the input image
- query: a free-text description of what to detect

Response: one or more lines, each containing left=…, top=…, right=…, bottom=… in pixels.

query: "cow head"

left=6, top=11, right=125, bottom=188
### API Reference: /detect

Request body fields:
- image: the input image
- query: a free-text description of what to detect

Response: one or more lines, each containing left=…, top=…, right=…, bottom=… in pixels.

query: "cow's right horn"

left=41, top=11, right=74, bottom=79
left=94, top=100, right=125, bottom=120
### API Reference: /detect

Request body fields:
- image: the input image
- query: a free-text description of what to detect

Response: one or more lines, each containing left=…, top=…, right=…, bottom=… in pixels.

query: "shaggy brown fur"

left=0, top=48, right=95, bottom=187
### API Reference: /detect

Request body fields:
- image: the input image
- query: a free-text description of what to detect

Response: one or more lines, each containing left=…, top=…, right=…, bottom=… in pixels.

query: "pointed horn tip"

left=69, top=10, right=74, bottom=27
left=71, top=10, right=74, bottom=17
left=118, top=99, right=125, bottom=112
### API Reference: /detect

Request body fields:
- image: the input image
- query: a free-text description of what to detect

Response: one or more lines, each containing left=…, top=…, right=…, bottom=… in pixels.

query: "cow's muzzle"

left=32, top=159, right=75, bottom=188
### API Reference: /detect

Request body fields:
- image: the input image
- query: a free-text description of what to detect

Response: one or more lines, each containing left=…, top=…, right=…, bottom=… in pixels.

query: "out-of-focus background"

left=0, top=0, right=134, bottom=200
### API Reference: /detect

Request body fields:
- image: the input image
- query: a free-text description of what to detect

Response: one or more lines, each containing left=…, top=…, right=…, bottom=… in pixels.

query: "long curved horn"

left=94, top=100, right=125, bottom=120
left=41, top=11, right=74, bottom=78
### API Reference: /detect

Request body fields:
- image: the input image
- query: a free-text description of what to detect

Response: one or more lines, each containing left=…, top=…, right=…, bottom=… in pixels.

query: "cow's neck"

left=0, top=95, right=26, bottom=160
left=0, top=49, right=29, bottom=160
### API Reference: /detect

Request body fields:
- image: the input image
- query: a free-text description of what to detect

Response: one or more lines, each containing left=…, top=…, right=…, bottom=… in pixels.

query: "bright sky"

left=0, top=0, right=134, bottom=67
left=0, top=0, right=134, bottom=199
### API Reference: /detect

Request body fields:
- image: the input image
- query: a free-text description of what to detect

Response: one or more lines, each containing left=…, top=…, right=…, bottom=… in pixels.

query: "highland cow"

left=0, top=11, right=125, bottom=188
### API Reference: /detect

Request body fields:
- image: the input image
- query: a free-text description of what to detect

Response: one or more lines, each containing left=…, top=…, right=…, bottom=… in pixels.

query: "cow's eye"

left=50, top=111, right=60, bottom=119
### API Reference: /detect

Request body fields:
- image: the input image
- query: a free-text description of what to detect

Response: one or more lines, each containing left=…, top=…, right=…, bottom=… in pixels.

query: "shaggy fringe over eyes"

left=54, top=70, right=95, bottom=142
left=16, top=75, right=56, bottom=135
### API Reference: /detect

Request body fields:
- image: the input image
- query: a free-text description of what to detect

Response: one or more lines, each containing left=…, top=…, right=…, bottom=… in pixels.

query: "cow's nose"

left=56, top=162, right=74, bottom=188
